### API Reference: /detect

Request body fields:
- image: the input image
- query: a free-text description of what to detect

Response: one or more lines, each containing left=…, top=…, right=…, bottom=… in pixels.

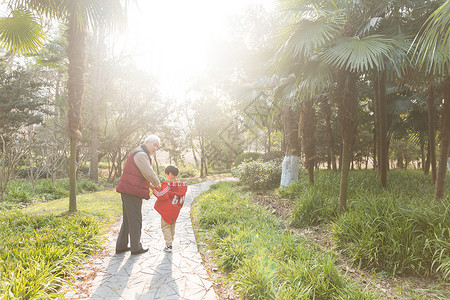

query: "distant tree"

left=0, top=66, right=49, bottom=134
left=0, top=65, right=48, bottom=201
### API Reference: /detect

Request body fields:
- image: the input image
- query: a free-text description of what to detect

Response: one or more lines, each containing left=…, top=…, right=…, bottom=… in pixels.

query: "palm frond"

left=322, top=34, right=405, bottom=73
left=412, top=0, right=450, bottom=75
left=0, top=7, right=45, bottom=54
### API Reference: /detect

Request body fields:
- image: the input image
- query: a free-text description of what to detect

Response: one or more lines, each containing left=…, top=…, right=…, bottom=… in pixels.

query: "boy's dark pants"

left=116, top=193, right=143, bottom=252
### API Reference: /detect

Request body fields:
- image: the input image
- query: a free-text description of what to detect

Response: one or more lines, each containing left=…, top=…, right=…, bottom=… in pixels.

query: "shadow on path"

left=139, top=252, right=179, bottom=299
left=89, top=254, right=137, bottom=299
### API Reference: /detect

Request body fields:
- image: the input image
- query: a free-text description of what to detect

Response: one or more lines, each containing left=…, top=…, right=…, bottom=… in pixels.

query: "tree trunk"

left=435, top=77, right=450, bottom=199
left=337, top=71, right=358, bottom=213
left=427, top=76, right=437, bottom=182
left=302, top=99, right=316, bottom=185
left=69, top=137, right=77, bottom=212
left=89, top=28, right=104, bottom=183
left=280, top=107, right=300, bottom=187
left=321, top=97, right=337, bottom=171
left=374, top=71, right=388, bottom=187
left=67, top=15, right=86, bottom=212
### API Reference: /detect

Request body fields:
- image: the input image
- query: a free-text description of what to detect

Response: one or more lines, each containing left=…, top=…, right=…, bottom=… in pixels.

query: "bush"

left=261, top=150, right=284, bottom=162
left=231, top=159, right=281, bottom=191
left=234, top=152, right=263, bottom=166
left=78, top=178, right=101, bottom=192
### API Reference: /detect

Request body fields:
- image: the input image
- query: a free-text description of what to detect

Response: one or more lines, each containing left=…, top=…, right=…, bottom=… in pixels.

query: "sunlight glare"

left=121, top=0, right=274, bottom=100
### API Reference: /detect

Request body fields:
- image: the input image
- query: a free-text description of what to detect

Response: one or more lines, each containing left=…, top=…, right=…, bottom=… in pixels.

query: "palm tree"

left=7, top=0, right=127, bottom=212
left=276, top=0, right=409, bottom=212
left=414, top=0, right=450, bottom=199
left=0, top=5, right=44, bottom=55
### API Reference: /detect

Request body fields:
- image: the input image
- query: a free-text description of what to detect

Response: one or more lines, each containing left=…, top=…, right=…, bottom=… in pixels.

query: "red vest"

left=153, top=181, right=188, bottom=224
left=116, top=151, right=152, bottom=199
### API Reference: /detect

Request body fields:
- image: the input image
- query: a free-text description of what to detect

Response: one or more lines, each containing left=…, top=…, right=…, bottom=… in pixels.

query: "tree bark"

left=321, top=97, right=337, bottom=170
left=302, top=99, right=316, bottom=185
left=337, top=71, right=358, bottom=213
left=435, top=77, right=450, bottom=199
left=89, top=27, right=104, bottom=183
left=427, top=76, right=437, bottom=182
left=69, top=137, right=77, bottom=212
left=374, top=71, right=388, bottom=188
left=280, top=106, right=300, bottom=187
left=67, top=14, right=86, bottom=212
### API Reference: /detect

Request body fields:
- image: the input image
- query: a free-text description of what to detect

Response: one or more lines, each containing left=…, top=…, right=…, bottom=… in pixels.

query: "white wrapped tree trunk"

left=280, top=155, right=300, bottom=187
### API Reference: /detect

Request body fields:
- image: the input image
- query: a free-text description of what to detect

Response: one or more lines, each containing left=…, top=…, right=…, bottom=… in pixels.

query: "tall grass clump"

left=280, top=170, right=341, bottom=226
left=0, top=210, right=103, bottom=298
left=192, top=182, right=374, bottom=299
left=281, top=169, right=449, bottom=278
left=333, top=195, right=449, bottom=278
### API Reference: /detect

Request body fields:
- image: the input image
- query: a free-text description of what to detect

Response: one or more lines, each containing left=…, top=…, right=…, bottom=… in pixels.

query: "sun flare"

left=120, top=0, right=274, bottom=99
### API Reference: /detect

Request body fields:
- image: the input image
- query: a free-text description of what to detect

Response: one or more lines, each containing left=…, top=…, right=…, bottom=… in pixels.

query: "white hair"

left=145, top=134, right=160, bottom=144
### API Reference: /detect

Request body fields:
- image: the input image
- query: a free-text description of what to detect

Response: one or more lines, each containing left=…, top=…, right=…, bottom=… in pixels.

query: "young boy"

left=152, top=165, right=188, bottom=252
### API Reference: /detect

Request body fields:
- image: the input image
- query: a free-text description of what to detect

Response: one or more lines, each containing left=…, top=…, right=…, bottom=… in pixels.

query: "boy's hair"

left=165, top=165, right=179, bottom=176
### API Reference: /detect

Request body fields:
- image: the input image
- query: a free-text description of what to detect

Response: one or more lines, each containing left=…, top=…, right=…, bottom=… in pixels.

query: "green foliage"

left=77, top=178, right=101, bottom=192
left=280, top=170, right=340, bottom=226
left=231, top=159, right=282, bottom=191
left=4, top=178, right=102, bottom=204
left=0, top=65, right=49, bottom=133
left=282, top=170, right=450, bottom=278
left=333, top=197, right=449, bottom=278
left=235, top=152, right=263, bottom=165
left=0, top=210, right=102, bottom=298
left=261, top=151, right=284, bottom=162
left=192, top=182, right=374, bottom=299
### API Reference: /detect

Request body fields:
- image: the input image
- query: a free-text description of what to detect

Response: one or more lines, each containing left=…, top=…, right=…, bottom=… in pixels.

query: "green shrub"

left=78, top=178, right=101, bottom=192
left=231, top=159, right=281, bottom=191
left=235, top=152, right=263, bottom=166
left=261, top=150, right=284, bottom=162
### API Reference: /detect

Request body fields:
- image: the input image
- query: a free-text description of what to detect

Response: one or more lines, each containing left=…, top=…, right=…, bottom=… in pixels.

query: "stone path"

left=64, top=180, right=221, bottom=300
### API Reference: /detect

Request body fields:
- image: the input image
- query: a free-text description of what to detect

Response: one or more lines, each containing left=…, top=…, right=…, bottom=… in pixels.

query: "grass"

left=192, top=181, right=375, bottom=299
left=0, top=189, right=122, bottom=298
left=4, top=178, right=102, bottom=207
left=280, top=170, right=450, bottom=279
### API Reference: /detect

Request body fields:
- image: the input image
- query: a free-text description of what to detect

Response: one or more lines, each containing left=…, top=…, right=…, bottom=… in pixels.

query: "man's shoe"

left=163, top=245, right=172, bottom=253
left=131, top=248, right=148, bottom=255
left=115, top=247, right=131, bottom=254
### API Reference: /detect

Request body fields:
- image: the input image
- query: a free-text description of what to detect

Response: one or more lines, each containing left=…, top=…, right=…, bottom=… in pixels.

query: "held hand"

left=151, top=185, right=161, bottom=190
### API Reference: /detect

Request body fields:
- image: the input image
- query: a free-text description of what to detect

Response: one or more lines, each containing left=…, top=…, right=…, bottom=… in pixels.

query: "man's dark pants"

left=116, top=193, right=143, bottom=252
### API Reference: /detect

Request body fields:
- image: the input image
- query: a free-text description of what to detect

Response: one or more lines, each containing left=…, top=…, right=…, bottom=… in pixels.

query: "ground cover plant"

left=3, top=178, right=101, bottom=208
left=0, top=190, right=122, bottom=298
left=280, top=170, right=450, bottom=279
left=192, top=182, right=375, bottom=299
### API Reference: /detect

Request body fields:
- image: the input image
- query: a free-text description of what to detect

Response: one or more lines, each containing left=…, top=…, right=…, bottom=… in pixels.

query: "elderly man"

left=115, top=135, right=161, bottom=255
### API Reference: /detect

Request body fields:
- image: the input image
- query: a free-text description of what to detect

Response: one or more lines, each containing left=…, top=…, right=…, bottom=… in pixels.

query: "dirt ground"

left=195, top=192, right=449, bottom=300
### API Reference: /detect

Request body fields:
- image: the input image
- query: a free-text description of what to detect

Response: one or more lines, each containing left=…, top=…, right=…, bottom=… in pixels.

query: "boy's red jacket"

left=153, top=181, right=188, bottom=224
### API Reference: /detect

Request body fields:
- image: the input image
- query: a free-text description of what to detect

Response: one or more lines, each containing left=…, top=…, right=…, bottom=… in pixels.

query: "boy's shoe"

left=163, top=245, right=172, bottom=253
